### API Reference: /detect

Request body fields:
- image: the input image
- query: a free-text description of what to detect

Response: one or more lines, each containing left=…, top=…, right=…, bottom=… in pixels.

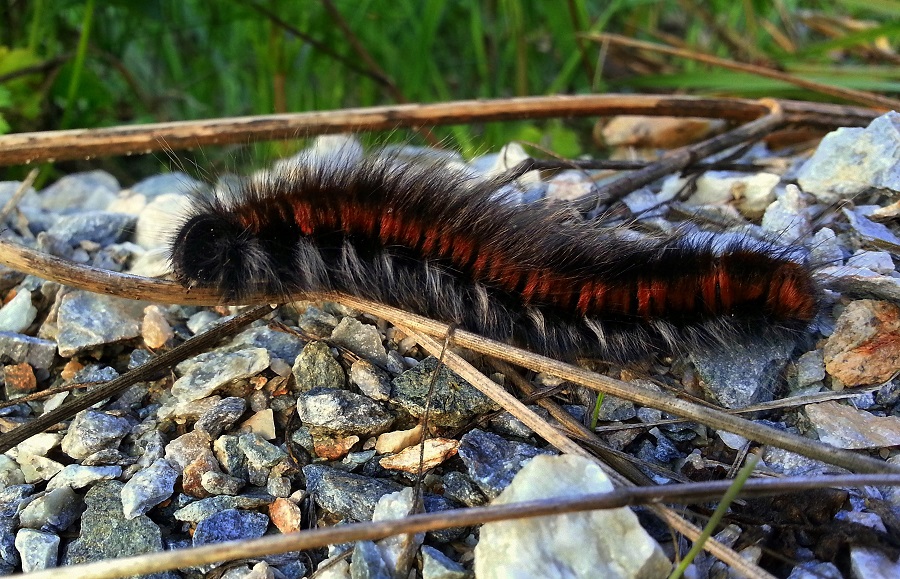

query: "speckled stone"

left=0, top=332, right=57, bottom=369
left=296, top=387, right=394, bottom=436
left=457, top=429, right=554, bottom=499
left=350, top=358, right=392, bottom=401
left=56, top=292, right=142, bottom=356
left=121, top=458, right=179, bottom=519
left=192, top=508, right=269, bottom=547
left=171, top=347, right=270, bottom=401
left=292, top=341, right=345, bottom=392
left=60, top=410, right=132, bottom=459
left=46, top=464, right=121, bottom=491
left=63, top=481, right=169, bottom=577
left=303, top=464, right=402, bottom=522
left=15, top=529, right=59, bottom=572
left=18, top=486, right=82, bottom=532
left=391, top=357, right=498, bottom=427
left=330, top=317, right=388, bottom=367
left=194, top=396, right=247, bottom=438
left=173, top=494, right=274, bottom=524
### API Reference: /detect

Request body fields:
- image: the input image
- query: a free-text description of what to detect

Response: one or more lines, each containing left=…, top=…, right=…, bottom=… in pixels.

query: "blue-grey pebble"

left=192, top=508, right=269, bottom=547
left=15, top=528, right=59, bottom=572
left=121, top=458, right=179, bottom=519
left=351, top=540, right=392, bottom=579
left=43, top=211, right=135, bottom=248
left=0, top=332, right=56, bottom=369
left=195, top=396, right=247, bottom=438
left=56, top=292, right=142, bottom=357
left=61, top=410, right=133, bottom=460
left=457, top=429, right=554, bottom=499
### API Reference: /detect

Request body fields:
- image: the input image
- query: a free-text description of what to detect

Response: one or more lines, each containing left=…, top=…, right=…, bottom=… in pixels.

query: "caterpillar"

left=169, top=150, right=819, bottom=363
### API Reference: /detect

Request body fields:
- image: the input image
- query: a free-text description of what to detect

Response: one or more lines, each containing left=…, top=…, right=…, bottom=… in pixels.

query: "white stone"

left=474, top=454, right=670, bottom=579
left=0, top=289, right=37, bottom=333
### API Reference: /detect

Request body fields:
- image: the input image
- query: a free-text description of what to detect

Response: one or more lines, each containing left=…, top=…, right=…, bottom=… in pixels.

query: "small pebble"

left=14, top=529, right=59, bottom=572
left=121, top=458, right=179, bottom=519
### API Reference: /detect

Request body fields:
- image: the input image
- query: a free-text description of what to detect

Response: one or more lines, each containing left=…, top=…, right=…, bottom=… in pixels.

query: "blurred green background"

left=0, top=0, right=897, bottom=180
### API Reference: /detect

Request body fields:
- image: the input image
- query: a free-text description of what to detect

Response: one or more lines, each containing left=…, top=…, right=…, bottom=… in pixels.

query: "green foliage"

left=0, top=0, right=896, bottom=172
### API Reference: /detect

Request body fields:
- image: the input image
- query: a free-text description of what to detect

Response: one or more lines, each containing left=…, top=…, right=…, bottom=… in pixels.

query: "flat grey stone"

left=121, top=458, right=179, bottom=519
left=61, top=410, right=132, bottom=460
left=296, top=387, right=394, bottom=436
left=56, top=292, right=142, bottom=356
left=0, top=332, right=56, bottom=368
left=14, top=529, right=58, bottom=572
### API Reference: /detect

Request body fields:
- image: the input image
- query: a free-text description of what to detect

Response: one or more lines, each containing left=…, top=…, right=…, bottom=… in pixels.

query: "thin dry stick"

left=572, top=99, right=785, bottom=209
left=0, top=95, right=880, bottom=166
left=16, top=474, right=900, bottom=579
left=405, top=329, right=773, bottom=579
left=0, top=238, right=895, bottom=475
left=587, top=33, right=900, bottom=111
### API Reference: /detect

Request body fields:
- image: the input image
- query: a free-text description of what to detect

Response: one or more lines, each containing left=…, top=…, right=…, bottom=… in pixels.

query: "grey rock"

left=0, top=456, right=25, bottom=488
left=63, top=481, right=168, bottom=577
left=391, top=357, right=498, bottom=428
left=130, top=172, right=202, bottom=199
left=18, top=486, right=82, bottom=532
left=809, top=227, right=844, bottom=268
left=331, top=317, right=388, bottom=366
left=121, top=458, right=179, bottom=519
left=0, top=332, right=56, bottom=368
left=421, top=545, right=469, bottom=579
left=213, top=435, right=249, bottom=480
left=819, top=265, right=900, bottom=302
left=350, top=359, right=392, bottom=401
left=231, top=325, right=304, bottom=364
left=186, top=310, right=221, bottom=334
left=351, top=540, right=392, bottom=579
left=61, top=410, right=132, bottom=459
left=133, top=192, right=194, bottom=250
left=192, top=508, right=269, bottom=547
left=266, top=476, right=291, bottom=498
left=0, top=289, right=36, bottom=333
left=0, top=484, right=34, bottom=517
left=171, top=347, right=270, bottom=401
left=798, top=111, right=900, bottom=203
left=42, top=211, right=134, bottom=248
left=292, top=341, right=345, bottom=392
left=441, top=471, right=487, bottom=508
left=297, top=387, right=394, bottom=436
left=795, top=350, right=826, bottom=389
left=201, top=471, right=245, bottom=496
left=46, top=464, right=121, bottom=491
left=173, top=495, right=273, bottom=523
left=844, top=207, right=900, bottom=252
left=847, top=250, right=895, bottom=274
left=457, top=429, right=553, bottom=499
left=238, top=432, right=287, bottom=469
left=298, top=305, right=340, bottom=338
left=39, top=170, right=119, bottom=212
left=593, top=395, right=637, bottom=422
left=14, top=529, right=58, bottom=572
left=689, top=332, right=796, bottom=408
left=303, top=465, right=403, bottom=521
left=0, top=517, right=18, bottom=567
left=56, top=292, right=142, bottom=356
left=72, top=363, right=120, bottom=384
left=195, top=396, right=247, bottom=438
left=787, top=562, right=842, bottom=579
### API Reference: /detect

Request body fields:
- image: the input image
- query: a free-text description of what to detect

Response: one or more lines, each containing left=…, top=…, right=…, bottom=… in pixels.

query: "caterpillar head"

left=170, top=213, right=274, bottom=301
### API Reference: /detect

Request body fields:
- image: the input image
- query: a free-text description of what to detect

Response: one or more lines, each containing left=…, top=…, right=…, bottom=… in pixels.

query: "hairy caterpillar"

left=169, top=151, right=819, bottom=363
